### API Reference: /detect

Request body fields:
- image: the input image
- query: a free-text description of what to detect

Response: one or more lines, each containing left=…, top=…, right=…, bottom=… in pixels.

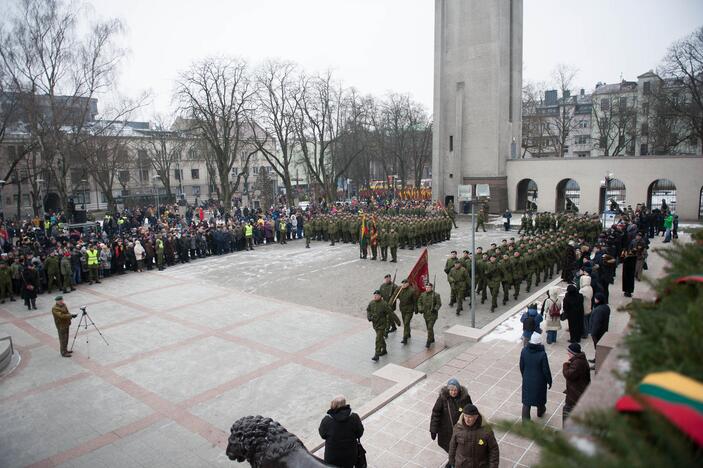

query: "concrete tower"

left=432, top=0, right=523, bottom=213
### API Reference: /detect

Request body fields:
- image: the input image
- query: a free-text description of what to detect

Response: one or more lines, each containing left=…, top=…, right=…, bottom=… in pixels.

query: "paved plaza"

left=0, top=221, right=674, bottom=467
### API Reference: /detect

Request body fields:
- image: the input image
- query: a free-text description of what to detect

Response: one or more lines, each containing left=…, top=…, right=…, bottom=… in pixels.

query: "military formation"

left=444, top=213, right=602, bottom=313
left=367, top=278, right=442, bottom=362
left=306, top=211, right=454, bottom=262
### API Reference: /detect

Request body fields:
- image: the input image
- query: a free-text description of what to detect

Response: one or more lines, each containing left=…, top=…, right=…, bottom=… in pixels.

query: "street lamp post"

left=35, top=178, right=45, bottom=216
left=81, top=179, right=88, bottom=211
left=152, top=175, right=161, bottom=222
left=602, top=171, right=614, bottom=229
left=0, top=179, right=5, bottom=221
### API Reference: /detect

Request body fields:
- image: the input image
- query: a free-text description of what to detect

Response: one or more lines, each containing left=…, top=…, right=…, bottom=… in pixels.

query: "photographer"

left=51, top=296, right=77, bottom=357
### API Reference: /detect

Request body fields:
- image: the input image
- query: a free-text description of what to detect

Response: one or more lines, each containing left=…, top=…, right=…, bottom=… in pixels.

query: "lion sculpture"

left=226, top=415, right=333, bottom=467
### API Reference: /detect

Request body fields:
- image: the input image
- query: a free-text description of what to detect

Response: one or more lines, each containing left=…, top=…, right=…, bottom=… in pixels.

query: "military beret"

left=54, top=295, right=63, bottom=301
left=373, top=290, right=381, bottom=295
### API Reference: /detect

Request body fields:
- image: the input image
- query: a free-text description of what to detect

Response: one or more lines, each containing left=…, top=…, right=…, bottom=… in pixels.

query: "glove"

left=430, top=432, right=437, bottom=440
left=71, top=314, right=77, bottom=318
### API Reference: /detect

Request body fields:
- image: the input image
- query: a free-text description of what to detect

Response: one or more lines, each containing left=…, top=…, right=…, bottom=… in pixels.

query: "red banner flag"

left=407, top=248, right=430, bottom=293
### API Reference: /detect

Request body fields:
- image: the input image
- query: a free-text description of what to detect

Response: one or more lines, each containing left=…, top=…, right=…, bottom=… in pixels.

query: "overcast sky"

left=53, top=0, right=703, bottom=118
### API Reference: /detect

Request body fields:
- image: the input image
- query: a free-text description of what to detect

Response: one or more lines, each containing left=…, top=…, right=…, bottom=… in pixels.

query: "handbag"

left=355, top=439, right=367, bottom=468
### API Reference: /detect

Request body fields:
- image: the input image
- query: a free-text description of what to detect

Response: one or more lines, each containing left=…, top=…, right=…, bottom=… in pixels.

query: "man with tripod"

left=52, top=296, right=76, bottom=357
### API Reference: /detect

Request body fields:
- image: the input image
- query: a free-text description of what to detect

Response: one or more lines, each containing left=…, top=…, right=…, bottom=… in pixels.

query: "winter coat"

left=448, top=414, right=499, bottom=468
left=21, top=268, right=39, bottom=299
left=541, top=287, right=562, bottom=331
left=318, top=405, right=364, bottom=468
left=133, top=242, right=145, bottom=261
left=562, top=352, right=591, bottom=407
left=519, top=343, right=552, bottom=406
left=520, top=307, right=543, bottom=338
left=590, top=303, right=611, bottom=342
left=579, top=276, right=593, bottom=315
left=562, top=285, right=584, bottom=339
left=430, top=385, right=473, bottom=453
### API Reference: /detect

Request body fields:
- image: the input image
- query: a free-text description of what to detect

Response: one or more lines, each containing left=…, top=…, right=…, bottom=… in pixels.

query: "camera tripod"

left=69, top=306, right=109, bottom=356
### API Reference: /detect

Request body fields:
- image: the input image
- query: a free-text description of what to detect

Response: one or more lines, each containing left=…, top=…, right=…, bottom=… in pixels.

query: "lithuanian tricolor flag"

left=616, top=372, right=703, bottom=446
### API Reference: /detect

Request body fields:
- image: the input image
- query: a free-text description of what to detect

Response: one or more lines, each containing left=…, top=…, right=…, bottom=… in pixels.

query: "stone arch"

left=647, top=179, right=677, bottom=213
left=599, top=178, right=626, bottom=213
left=516, top=178, right=538, bottom=212
left=555, top=179, right=580, bottom=213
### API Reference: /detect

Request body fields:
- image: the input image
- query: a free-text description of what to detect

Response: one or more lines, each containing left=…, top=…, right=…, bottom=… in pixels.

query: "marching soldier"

left=459, top=250, right=472, bottom=301
left=446, top=200, right=458, bottom=228
left=304, top=218, right=313, bottom=248
left=417, top=283, right=441, bottom=348
left=379, top=228, right=389, bottom=261
left=448, top=261, right=468, bottom=315
left=444, top=251, right=458, bottom=279
left=367, top=290, right=392, bottom=362
left=511, top=251, right=525, bottom=300
left=396, top=279, right=417, bottom=344
left=379, top=274, right=401, bottom=335
left=500, top=254, right=513, bottom=306
left=52, top=295, right=77, bottom=357
left=485, top=256, right=501, bottom=312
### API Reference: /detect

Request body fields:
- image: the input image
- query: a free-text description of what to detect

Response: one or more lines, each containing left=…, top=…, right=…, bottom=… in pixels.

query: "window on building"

left=641, top=123, right=649, bottom=136
left=139, top=168, right=149, bottom=182
left=192, top=185, right=201, bottom=196
left=642, top=103, right=649, bottom=115
left=578, top=120, right=589, bottom=129
left=619, top=97, right=628, bottom=112
left=600, top=98, right=610, bottom=111
left=575, top=135, right=590, bottom=145
left=188, top=148, right=197, bottom=160
left=22, top=194, right=30, bottom=206
left=101, top=192, right=109, bottom=203
left=253, top=166, right=260, bottom=175
left=562, top=145, right=569, bottom=155
left=640, top=144, right=648, bottom=155
left=618, top=134, right=625, bottom=147
left=118, top=170, right=130, bottom=184
left=191, top=169, right=199, bottom=180
left=576, top=152, right=589, bottom=158
left=175, top=169, right=183, bottom=181
left=643, top=81, right=651, bottom=95
left=449, top=135, right=453, bottom=152
left=5, top=197, right=11, bottom=205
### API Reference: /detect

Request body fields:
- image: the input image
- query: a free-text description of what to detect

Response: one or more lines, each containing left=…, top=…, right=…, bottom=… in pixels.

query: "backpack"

left=548, top=300, right=561, bottom=318
left=523, top=314, right=536, bottom=333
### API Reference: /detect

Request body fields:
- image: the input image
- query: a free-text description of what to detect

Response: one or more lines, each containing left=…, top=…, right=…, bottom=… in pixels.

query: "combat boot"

left=371, top=355, right=379, bottom=362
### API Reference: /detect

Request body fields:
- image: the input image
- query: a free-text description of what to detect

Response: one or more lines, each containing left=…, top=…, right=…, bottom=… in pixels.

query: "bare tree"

left=0, top=0, right=130, bottom=210
left=657, top=26, right=703, bottom=154
left=520, top=81, right=553, bottom=157
left=139, top=116, right=186, bottom=198
left=250, top=60, right=300, bottom=206
left=549, top=64, right=579, bottom=157
left=175, top=57, right=257, bottom=210
left=592, top=88, right=638, bottom=156
left=77, top=124, right=132, bottom=212
left=408, top=105, right=432, bottom=188
left=294, top=72, right=365, bottom=202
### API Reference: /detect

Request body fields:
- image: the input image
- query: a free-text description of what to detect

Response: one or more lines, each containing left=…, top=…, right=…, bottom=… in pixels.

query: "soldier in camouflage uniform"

left=448, top=261, right=468, bottom=315
left=0, top=259, right=15, bottom=303
left=379, top=274, right=400, bottom=335
left=475, top=209, right=487, bottom=232
left=367, top=290, right=391, bottom=362
left=485, top=255, right=501, bottom=312
left=396, top=279, right=417, bottom=344
left=388, top=228, right=398, bottom=263
left=459, top=250, right=472, bottom=302
left=511, top=250, right=525, bottom=300
left=379, top=227, right=389, bottom=261
left=417, top=282, right=441, bottom=348
left=500, top=254, right=513, bottom=306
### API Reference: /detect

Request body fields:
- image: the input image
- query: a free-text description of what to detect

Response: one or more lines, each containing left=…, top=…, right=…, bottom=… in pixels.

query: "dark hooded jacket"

left=318, top=405, right=364, bottom=468
left=448, top=414, right=499, bottom=468
left=431, top=385, right=473, bottom=453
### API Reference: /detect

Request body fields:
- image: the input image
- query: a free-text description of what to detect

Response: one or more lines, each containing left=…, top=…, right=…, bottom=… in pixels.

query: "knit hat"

left=568, top=343, right=582, bottom=355
left=529, top=332, right=542, bottom=345
left=447, top=378, right=460, bottom=390
left=462, top=404, right=479, bottom=415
